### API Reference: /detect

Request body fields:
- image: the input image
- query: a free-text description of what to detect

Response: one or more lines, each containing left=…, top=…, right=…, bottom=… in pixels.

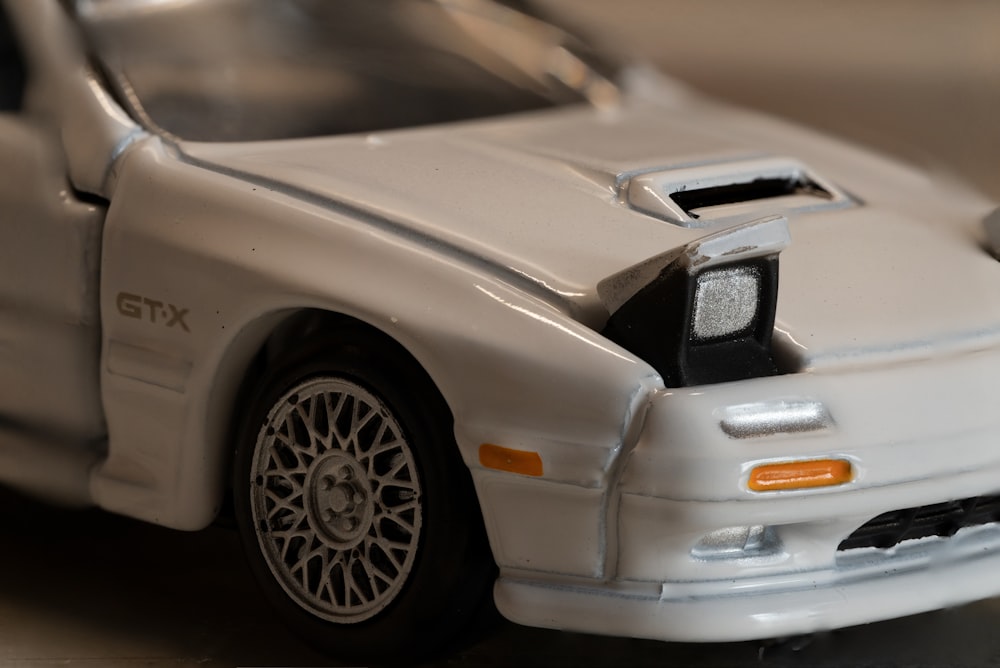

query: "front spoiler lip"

left=494, top=526, right=1000, bottom=642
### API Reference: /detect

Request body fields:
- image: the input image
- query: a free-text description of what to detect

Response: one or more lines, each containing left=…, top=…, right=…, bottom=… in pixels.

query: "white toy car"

left=4, top=0, right=1000, bottom=660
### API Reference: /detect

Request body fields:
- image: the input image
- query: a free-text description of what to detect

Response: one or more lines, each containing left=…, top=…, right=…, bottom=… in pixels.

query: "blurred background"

left=540, top=0, right=1000, bottom=201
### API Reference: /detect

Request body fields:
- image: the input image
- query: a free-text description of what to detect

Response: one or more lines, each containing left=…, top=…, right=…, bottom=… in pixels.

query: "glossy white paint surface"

left=1, top=0, right=1000, bottom=646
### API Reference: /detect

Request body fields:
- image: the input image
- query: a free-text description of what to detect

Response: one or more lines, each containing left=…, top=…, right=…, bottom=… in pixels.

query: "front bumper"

left=495, top=343, right=1000, bottom=641
left=496, top=522, right=1000, bottom=641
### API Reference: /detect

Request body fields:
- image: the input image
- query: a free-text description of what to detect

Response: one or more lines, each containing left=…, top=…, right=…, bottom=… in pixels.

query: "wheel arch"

left=225, top=307, right=496, bottom=658
left=207, top=307, right=459, bottom=519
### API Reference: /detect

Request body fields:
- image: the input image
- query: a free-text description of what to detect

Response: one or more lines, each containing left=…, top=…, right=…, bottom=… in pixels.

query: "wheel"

left=233, top=329, right=495, bottom=661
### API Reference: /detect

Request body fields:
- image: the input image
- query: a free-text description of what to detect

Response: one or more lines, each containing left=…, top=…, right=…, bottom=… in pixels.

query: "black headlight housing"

left=598, top=215, right=789, bottom=387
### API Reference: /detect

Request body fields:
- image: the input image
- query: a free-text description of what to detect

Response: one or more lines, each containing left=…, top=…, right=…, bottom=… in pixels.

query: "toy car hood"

left=178, top=96, right=1000, bottom=374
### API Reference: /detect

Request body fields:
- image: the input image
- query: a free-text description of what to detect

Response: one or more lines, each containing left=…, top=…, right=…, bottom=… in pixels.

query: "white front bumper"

left=494, top=343, right=1000, bottom=641
left=496, top=524, right=1000, bottom=641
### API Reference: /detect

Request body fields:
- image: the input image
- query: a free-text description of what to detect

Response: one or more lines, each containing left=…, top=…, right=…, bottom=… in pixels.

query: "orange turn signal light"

left=748, top=458, right=852, bottom=492
left=479, top=444, right=543, bottom=477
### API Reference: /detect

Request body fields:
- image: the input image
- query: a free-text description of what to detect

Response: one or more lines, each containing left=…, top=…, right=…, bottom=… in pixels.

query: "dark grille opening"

left=838, top=494, right=1000, bottom=552
left=672, top=176, right=833, bottom=219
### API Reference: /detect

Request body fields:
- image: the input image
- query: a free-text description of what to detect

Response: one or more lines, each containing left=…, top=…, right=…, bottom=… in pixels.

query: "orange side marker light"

left=748, top=458, right=852, bottom=492
left=479, top=443, right=543, bottom=477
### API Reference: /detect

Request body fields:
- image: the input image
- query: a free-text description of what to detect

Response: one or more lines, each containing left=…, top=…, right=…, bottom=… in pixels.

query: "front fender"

left=92, top=138, right=659, bottom=578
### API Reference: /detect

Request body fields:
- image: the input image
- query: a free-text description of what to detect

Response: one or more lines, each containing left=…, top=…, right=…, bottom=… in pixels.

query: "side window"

left=0, top=6, right=25, bottom=111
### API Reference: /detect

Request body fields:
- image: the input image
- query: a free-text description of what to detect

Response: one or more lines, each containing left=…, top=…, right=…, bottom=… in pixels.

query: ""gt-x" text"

left=116, top=292, right=191, bottom=333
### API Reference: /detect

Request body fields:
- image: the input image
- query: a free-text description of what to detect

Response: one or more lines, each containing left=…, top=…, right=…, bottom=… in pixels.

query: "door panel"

left=0, top=114, right=106, bottom=438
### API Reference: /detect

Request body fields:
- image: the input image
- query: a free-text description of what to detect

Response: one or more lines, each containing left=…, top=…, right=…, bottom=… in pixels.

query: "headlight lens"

left=692, top=266, right=761, bottom=341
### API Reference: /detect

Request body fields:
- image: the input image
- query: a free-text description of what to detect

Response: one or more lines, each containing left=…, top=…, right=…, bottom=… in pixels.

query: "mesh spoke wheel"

left=233, top=329, right=496, bottom=660
left=250, top=377, right=422, bottom=622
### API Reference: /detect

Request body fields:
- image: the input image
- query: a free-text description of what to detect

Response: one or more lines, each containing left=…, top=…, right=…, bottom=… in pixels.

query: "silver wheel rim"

left=250, top=376, right=423, bottom=623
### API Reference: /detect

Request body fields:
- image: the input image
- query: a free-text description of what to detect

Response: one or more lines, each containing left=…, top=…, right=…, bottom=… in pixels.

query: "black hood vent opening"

left=622, top=156, right=852, bottom=228
left=672, top=175, right=833, bottom=219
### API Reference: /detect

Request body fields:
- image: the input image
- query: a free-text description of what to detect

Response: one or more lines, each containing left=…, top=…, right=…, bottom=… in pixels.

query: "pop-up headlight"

left=692, top=265, right=762, bottom=341
left=598, top=215, right=790, bottom=387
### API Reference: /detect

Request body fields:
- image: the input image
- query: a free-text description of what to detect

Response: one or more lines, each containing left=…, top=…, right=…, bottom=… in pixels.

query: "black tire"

left=233, top=327, right=495, bottom=662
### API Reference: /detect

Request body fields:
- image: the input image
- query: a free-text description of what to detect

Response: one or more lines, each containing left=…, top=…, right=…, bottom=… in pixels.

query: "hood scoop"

left=621, top=156, right=853, bottom=227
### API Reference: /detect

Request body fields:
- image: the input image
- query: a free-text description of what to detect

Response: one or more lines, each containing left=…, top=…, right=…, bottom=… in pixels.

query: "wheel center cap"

left=328, top=485, right=352, bottom=513
left=306, top=452, right=374, bottom=549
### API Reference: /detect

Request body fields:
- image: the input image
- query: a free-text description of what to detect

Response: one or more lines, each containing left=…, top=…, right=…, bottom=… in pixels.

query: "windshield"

left=72, top=0, right=620, bottom=142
